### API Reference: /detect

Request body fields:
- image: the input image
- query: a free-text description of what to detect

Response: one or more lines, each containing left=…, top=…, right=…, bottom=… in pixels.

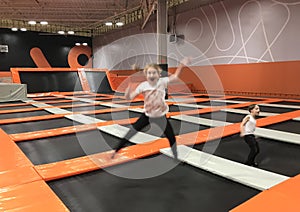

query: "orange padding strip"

left=0, top=180, right=69, bottom=212
left=0, top=107, right=47, bottom=114
left=168, top=99, right=280, bottom=117
left=0, top=129, right=32, bottom=170
left=0, top=166, right=41, bottom=188
left=0, top=102, right=32, bottom=108
left=10, top=118, right=138, bottom=142
left=27, top=91, right=89, bottom=98
left=0, top=104, right=134, bottom=125
left=0, top=102, right=101, bottom=114
left=257, top=110, right=300, bottom=127
left=35, top=123, right=239, bottom=181
left=0, top=129, right=42, bottom=188
left=230, top=174, right=300, bottom=212
left=0, top=114, right=66, bottom=125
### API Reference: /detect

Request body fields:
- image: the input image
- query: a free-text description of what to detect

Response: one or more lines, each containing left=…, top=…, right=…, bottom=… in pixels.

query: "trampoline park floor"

left=1, top=91, right=300, bottom=212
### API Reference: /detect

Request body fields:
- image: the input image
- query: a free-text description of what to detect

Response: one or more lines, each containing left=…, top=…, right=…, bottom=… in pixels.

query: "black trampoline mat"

left=0, top=110, right=51, bottom=119
left=270, top=101, right=300, bottom=106
left=116, top=101, right=144, bottom=106
left=87, top=110, right=141, bottom=121
left=129, top=101, right=144, bottom=106
left=0, top=118, right=78, bottom=134
left=196, top=101, right=235, bottom=106
left=69, top=93, right=94, bottom=96
left=256, top=105, right=295, bottom=113
left=0, top=100, right=23, bottom=105
left=169, top=105, right=196, bottom=112
left=229, top=98, right=263, bottom=102
left=263, top=120, right=300, bottom=134
left=65, top=105, right=109, bottom=112
left=192, top=111, right=246, bottom=123
left=170, top=119, right=207, bottom=136
left=192, top=94, right=222, bottom=98
left=0, top=105, right=36, bottom=111
left=101, top=98, right=124, bottom=102
left=169, top=93, right=192, bottom=96
left=72, top=95, right=97, bottom=98
left=195, top=134, right=300, bottom=177
left=33, top=98, right=69, bottom=102
left=17, top=130, right=122, bottom=165
left=47, top=101, right=85, bottom=106
left=113, top=92, right=124, bottom=96
left=124, top=118, right=207, bottom=137
left=192, top=94, right=208, bottom=98
left=48, top=156, right=258, bottom=212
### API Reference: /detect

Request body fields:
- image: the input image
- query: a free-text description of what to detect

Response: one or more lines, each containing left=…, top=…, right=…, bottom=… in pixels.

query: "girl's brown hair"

left=143, top=64, right=163, bottom=75
left=248, top=104, right=257, bottom=112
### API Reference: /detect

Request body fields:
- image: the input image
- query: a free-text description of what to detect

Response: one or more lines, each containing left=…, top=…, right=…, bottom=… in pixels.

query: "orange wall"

left=168, top=60, right=300, bottom=99
left=7, top=61, right=300, bottom=99
left=111, top=61, right=300, bottom=99
left=0, top=72, right=12, bottom=83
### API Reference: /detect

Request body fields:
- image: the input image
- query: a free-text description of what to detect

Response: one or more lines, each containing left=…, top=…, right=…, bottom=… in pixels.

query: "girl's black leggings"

left=114, top=113, right=177, bottom=158
left=244, top=134, right=259, bottom=165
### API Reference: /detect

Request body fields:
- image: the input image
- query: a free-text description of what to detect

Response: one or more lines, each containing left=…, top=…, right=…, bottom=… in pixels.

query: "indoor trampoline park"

left=1, top=67, right=300, bottom=212
left=1, top=0, right=300, bottom=212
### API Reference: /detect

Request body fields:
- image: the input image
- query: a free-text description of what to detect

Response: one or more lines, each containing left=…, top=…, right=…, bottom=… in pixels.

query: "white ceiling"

left=0, top=0, right=220, bottom=37
left=0, top=0, right=144, bottom=36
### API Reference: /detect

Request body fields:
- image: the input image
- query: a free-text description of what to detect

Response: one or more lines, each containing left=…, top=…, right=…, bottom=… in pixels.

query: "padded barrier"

left=230, top=174, right=300, bottom=212
left=1, top=92, right=300, bottom=211
left=160, top=145, right=289, bottom=190
left=0, top=83, right=27, bottom=102
left=0, top=128, right=68, bottom=211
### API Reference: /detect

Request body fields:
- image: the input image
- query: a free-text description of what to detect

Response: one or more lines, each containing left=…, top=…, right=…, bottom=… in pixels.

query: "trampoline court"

left=1, top=68, right=300, bottom=212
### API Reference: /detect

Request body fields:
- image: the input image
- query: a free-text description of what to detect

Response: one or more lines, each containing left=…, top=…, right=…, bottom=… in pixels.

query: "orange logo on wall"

left=30, top=46, right=92, bottom=68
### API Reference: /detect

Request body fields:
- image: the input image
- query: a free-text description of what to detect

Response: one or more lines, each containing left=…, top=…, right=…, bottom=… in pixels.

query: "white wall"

left=93, top=0, right=300, bottom=69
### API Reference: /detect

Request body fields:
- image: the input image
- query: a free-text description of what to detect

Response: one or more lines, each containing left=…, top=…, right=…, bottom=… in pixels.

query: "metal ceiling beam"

left=141, top=0, right=157, bottom=30
left=0, top=0, right=220, bottom=37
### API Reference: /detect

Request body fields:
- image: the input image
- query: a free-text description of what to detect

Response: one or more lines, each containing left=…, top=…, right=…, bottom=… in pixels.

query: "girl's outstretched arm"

left=125, top=84, right=138, bottom=100
left=169, top=57, right=191, bottom=82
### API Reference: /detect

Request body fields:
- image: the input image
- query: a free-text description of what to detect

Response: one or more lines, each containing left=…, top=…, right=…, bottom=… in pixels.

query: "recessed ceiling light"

left=67, top=31, right=75, bottom=34
left=75, top=43, right=81, bottom=46
left=11, top=28, right=18, bottom=31
left=116, top=22, right=124, bottom=26
left=58, top=31, right=65, bottom=34
left=40, top=21, right=48, bottom=25
left=82, top=43, right=88, bottom=46
left=28, top=21, right=36, bottom=25
left=20, top=28, right=27, bottom=31
left=105, top=22, right=113, bottom=26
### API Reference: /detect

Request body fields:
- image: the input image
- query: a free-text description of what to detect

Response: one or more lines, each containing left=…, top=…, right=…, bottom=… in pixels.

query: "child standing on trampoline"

left=112, top=58, right=190, bottom=159
left=240, top=104, right=260, bottom=167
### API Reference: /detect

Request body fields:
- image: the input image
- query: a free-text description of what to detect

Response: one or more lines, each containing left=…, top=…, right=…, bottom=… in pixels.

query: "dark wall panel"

left=85, top=71, right=113, bottom=93
left=0, top=28, right=91, bottom=71
left=19, top=71, right=83, bottom=93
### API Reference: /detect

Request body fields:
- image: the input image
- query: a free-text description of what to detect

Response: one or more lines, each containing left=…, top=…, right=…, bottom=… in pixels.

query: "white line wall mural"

left=93, top=0, right=300, bottom=68
left=177, top=0, right=300, bottom=64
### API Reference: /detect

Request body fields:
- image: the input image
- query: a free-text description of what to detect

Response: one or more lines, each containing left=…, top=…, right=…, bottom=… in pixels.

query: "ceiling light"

left=28, top=21, right=36, bottom=25
left=82, top=43, right=88, bottom=46
left=68, top=31, right=75, bottom=35
left=105, top=22, right=113, bottom=26
left=40, top=21, right=48, bottom=25
left=75, top=43, right=81, bottom=46
left=11, top=28, right=18, bottom=31
left=116, top=22, right=124, bottom=26
left=58, top=31, right=65, bottom=34
left=20, top=28, right=27, bottom=31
